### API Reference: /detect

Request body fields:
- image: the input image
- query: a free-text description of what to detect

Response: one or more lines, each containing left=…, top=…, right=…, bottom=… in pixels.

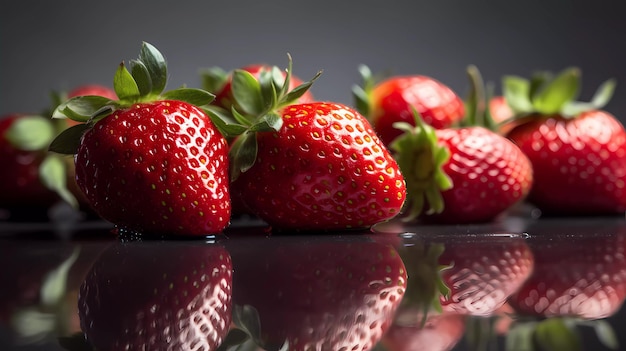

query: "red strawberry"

left=202, top=63, right=314, bottom=113
left=352, top=65, right=465, bottom=146
left=226, top=234, right=407, bottom=351
left=503, top=67, right=626, bottom=215
left=50, top=42, right=230, bottom=236
left=227, top=58, right=406, bottom=231
left=78, top=241, right=233, bottom=351
left=389, top=66, right=533, bottom=224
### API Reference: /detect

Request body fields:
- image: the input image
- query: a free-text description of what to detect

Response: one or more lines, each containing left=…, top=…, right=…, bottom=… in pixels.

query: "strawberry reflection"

left=224, top=233, right=407, bottom=351
left=504, top=219, right=626, bottom=350
left=77, top=240, right=233, bottom=351
left=368, top=231, right=534, bottom=351
left=0, top=241, right=100, bottom=346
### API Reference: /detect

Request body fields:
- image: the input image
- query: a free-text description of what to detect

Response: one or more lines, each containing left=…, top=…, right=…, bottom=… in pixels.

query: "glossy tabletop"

left=1, top=206, right=625, bottom=351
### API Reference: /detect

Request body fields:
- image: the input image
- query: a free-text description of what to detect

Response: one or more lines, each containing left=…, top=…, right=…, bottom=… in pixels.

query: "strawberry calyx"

left=460, top=65, right=499, bottom=131
left=351, top=64, right=391, bottom=119
left=49, top=42, right=216, bottom=155
left=390, top=108, right=452, bottom=221
left=224, top=55, right=322, bottom=181
left=502, top=66, right=616, bottom=121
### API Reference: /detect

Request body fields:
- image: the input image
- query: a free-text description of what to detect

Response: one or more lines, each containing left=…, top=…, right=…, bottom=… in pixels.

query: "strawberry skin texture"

left=506, top=111, right=626, bottom=215
left=438, top=236, right=534, bottom=316
left=0, top=115, right=58, bottom=209
left=78, top=241, right=233, bottom=351
left=227, top=236, right=407, bottom=351
left=369, top=76, right=465, bottom=145
left=508, top=230, right=626, bottom=319
left=232, top=102, right=406, bottom=230
left=427, top=127, right=533, bottom=223
left=75, top=100, right=230, bottom=235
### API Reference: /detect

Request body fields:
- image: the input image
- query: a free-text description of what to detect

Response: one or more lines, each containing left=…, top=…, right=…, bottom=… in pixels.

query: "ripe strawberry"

left=503, top=67, right=626, bottom=215
left=389, top=66, right=533, bottom=224
left=50, top=42, right=230, bottom=236
left=226, top=58, right=406, bottom=231
left=201, top=63, right=314, bottom=114
left=352, top=65, right=465, bottom=146
left=225, top=234, right=407, bottom=351
left=78, top=241, right=233, bottom=351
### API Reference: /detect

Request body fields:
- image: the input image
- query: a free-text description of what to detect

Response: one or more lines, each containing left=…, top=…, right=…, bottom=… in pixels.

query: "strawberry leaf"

left=203, top=106, right=248, bottom=139
left=39, top=155, right=78, bottom=208
left=130, top=59, right=152, bottom=96
left=161, top=88, right=215, bottom=106
left=232, top=304, right=262, bottom=347
left=232, top=69, right=264, bottom=116
left=502, top=76, right=534, bottom=114
left=279, top=70, right=322, bottom=105
left=139, top=41, right=167, bottom=95
left=592, top=320, right=619, bottom=350
left=200, top=66, right=229, bottom=94
left=39, top=246, right=80, bottom=306
left=230, top=132, right=258, bottom=181
left=529, top=71, right=553, bottom=99
left=53, top=96, right=115, bottom=122
left=114, top=63, right=141, bottom=101
left=5, top=116, right=55, bottom=151
left=248, top=112, right=283, bottom=133
left=49, top=124, right=91, bottom=155
left=505, top=322, right=536, bottom=351
left=532, top=67, right=580, bottom=114
left=562, top=78, right=617, bottom=117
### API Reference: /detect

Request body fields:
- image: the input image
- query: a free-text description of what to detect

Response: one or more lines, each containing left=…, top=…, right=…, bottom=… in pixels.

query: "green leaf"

left=161, top=88, right=215, bottom=106
left=529, top=70, right=553, bottom=99
left=139, top=41, right=167, bottom=95
left=39, top=155, right=78, bottom=208
left=248, top=112, right=283, bottom=132
left=534, top=318, right=582, bottom=351
left=48, top=124, right=91, bottom=155
left=352, top=84, right=370, bottom=117
left=280, top=70, right=322, bottom=105
left=590, top=78, right=616, bottom=109
left=130, top=59, right=152, bottom=96
left=215, top=328, right=250, bottom=351
left=232, top=69, right=264, bottom=116
left=53, top=96, right=114, bottom=122
left=232, top=305, right=262, bottom=345
left=532, top=67, right=580, bottom=114
left=200, top=66, right=229, bottom=93
left=5, top=116, right=55, bottom=151
left=114, top=63, right=141, bottom=101
left=279, top=54, right=293, bottom=99
left=203, top=106, right=248, bottom=139
left=502, top=76, right=534, bottom=114
left=230, top=133, right=258, bottom=181
left=258, top=69, right=278, bottom=112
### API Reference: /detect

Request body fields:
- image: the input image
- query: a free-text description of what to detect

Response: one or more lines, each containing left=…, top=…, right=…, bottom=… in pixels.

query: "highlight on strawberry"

left=352, top=65, right=465, bottom=146
left=49, top=42, right=231, bottom=237
left=225, top=56, right=407, bottom=231
left=389, top=66, right=533, bottom=224
left=501, top=67, right=626, bottom=216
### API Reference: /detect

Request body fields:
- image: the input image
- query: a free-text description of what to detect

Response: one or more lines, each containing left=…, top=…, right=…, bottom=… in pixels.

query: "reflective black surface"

left=1, top=207, right=626, bottom=351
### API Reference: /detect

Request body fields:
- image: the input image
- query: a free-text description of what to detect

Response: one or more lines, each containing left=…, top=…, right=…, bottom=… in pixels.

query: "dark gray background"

left=2, top=1, right=626, bottom=121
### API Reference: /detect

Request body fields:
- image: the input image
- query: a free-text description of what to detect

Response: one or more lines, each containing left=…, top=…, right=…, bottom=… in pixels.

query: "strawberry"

left=66, top=84, right=117, bottom=101
left=352, top=65, right=465, bottom=146
left=226, top=57, right=406, bottom=231
left=390, top=66, right=533, bottom=223
left=502, top=67, right=626, bottom=215
left=49, top=42, right=230, bottom=236
left=77, top=241, right=233, bottom=351
left=225, top=234, right=407, bottom=351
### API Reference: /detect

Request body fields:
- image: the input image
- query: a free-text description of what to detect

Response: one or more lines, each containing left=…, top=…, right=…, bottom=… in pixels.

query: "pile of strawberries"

left=2, top=41, right=625, bottom=236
